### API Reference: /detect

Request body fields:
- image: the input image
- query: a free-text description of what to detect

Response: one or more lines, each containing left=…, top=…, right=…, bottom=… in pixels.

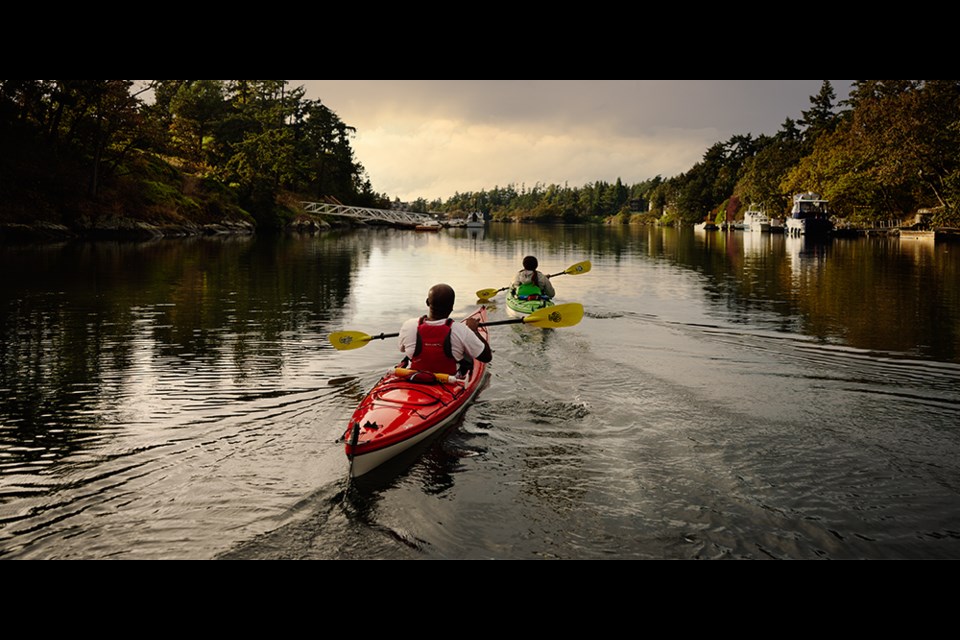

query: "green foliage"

left=0, top=79, right=378, bottom=233
left=607, top=208, right=649, bottom=225
left=437, top=177, right=655, bottom=224
left=168, top=80, right=227, bottom=164
left=140, top=179, right=183, bottom=206
left=658, top=210, right=680, bottom=226
left=799, top=80, right=842, bottom=143
left=734, top=132, right=800, bottom=215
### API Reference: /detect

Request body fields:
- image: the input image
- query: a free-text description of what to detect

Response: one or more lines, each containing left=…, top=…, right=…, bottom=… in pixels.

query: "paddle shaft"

left=547, top=262, right=590, bottom=278
left=331, top=303, right=582, bottom=349
left=361, top=318, right=517, bottom=342
left=481, top=317, right=537, bottom=327
left=364, top=331, right=400, bottom=342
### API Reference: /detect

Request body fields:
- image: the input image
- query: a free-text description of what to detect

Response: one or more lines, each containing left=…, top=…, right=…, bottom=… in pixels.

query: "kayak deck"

left=505, top=290, right=554, bottom=316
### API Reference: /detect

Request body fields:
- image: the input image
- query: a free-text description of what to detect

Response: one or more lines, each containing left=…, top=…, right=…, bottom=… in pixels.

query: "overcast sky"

left=292, top=80, right=853, bottom=203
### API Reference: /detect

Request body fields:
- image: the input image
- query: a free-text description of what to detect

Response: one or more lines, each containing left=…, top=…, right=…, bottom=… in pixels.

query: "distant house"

left=908, top=208, right=941, bottom=228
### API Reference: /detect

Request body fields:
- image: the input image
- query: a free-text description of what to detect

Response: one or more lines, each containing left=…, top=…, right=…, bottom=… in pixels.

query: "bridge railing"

left=301, top=202, right=434, bottom=225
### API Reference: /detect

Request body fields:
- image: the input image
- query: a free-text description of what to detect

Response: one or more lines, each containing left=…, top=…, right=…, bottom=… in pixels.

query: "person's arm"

left=462, top=318, right=493, bottom=363
left=542, top=272, right=556, bottom=298
left=398, top=318, right=416, bottom=354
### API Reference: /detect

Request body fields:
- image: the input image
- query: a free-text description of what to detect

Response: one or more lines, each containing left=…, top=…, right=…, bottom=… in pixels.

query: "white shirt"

left=398, top=317, right=487, bottom=362
left=512, top=269, right=556, bottom=298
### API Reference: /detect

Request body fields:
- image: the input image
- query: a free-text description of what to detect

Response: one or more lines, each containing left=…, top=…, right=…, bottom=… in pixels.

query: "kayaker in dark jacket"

left=399, top=283, right=492, bottom=375
left=511, top=256, right=556, bottom=299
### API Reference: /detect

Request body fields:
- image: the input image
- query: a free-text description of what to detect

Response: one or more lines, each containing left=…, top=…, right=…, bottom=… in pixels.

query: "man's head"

left=426, top=283, right=455, bottom=319
left=522, top=256, right=538, bottom=271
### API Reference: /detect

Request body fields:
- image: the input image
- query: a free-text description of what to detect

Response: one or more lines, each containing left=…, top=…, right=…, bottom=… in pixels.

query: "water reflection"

left=897, top=233, right=937, bottom=267
left=0, top=234, right=363, bottom=470
left=784, top=234, right=831, bottom=292
left=446, top=226, right=486, bottom=243
left=643, top=227, right=959, bottom=362
left=478, top=223, right=959, bottom=362
left=741, top=229, right=769, bottom=259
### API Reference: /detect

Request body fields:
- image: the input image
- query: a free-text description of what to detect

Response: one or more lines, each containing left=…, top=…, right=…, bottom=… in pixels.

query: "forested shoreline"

left=2, top=80, right=958, bottom=241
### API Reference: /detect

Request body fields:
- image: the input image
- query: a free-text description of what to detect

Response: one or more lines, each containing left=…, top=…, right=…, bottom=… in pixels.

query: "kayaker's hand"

left=464, top=317, right=480, bottom=332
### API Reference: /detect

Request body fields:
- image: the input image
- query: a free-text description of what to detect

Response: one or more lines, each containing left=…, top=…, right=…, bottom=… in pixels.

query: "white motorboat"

left=743, top=206, right=771, bottom=232
left=786, top=192, right=833, bottom=236
left=465, top=211, right=485, bottom=228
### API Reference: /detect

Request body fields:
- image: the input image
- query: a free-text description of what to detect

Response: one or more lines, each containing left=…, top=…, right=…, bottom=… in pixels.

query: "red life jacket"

left=411, top=316, right=457, bottom=374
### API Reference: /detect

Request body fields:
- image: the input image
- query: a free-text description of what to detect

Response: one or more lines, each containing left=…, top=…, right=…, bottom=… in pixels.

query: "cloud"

left=294, top=80, right=852, bottom=202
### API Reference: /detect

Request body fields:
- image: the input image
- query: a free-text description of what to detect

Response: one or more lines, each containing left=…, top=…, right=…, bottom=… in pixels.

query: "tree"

left=734, top=127, right=804, bottom=216
left=168, top=80, right=227, bottom=166
left=797, top=80, right=960, bottom=225
left=291, top=98, right=362, bottom=202
left=893, top=80, right=960, bottom=221
left=34, top=80, right=144, bottom=198
left=799, top=80, right=841, bottom=144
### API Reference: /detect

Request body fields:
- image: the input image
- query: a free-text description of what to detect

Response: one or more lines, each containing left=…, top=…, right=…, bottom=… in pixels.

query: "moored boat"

left=465, top=211, right=486, bottom=228
left=415, top=219, right=442, bottom=231
left=343, top=306, right=490, bottom=477
left=786, top=192, right=833, bottom=236
left=744, top=206, right=771, bottom=232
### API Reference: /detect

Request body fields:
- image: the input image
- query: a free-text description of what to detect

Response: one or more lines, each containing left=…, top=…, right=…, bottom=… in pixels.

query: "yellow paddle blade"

left=564, top=260, right=591, bottom=276
left=328, top=331, right=373, bottom=350
left=523, top=303, right=584, bottom=328
left=546, top=260, right=592, bottom=278
left=476, top=288, right=502, bottom=300
left=328, top=329, right=399, bottom=351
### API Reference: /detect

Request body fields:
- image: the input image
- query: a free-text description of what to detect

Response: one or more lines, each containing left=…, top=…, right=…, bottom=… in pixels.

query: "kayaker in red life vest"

left=398, top=283, right=493, bottom=375
left=511, top=256, right=556, bottom=300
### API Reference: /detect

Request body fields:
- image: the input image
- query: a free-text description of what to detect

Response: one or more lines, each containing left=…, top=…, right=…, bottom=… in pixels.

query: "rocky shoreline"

left=0, top=213, right=341, bottom=244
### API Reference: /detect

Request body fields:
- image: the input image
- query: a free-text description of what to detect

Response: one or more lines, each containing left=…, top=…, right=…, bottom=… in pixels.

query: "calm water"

left=1, top=224, right=959, bottom=560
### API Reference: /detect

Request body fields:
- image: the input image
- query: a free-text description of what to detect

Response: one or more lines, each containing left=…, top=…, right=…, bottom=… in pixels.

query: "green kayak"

left=506, top=284, right=554, bottom=316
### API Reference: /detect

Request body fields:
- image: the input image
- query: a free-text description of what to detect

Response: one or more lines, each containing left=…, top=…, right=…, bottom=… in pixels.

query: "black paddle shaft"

left=373, top=321, right=516, bottom=336
left=479, top=318, right=527, bottom=328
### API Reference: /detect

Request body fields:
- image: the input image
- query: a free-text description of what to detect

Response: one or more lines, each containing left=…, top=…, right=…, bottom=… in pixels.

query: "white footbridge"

left=301, top=201, right=435, bottom=226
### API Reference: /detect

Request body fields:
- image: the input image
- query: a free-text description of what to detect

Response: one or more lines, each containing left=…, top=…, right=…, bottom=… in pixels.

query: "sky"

left=293, top=80, right=854, bottom=204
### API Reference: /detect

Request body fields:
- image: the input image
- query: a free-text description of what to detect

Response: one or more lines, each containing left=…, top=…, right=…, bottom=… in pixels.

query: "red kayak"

left=343, top=306, right=490, bottom=477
